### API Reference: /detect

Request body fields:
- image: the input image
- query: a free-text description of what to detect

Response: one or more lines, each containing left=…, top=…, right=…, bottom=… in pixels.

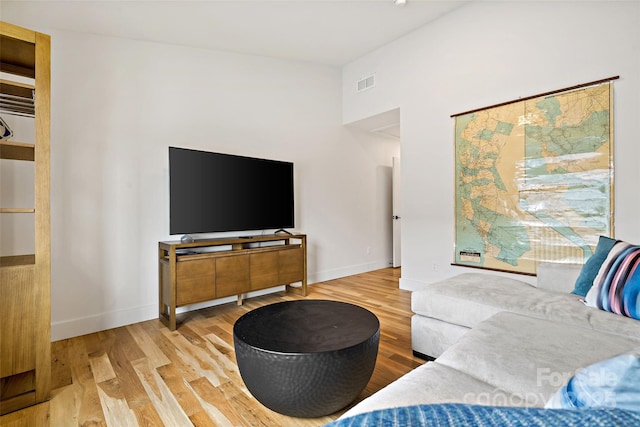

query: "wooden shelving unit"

left=159, top=234, right=307, bottom=330
left=0, top=21, right=51, bottom=419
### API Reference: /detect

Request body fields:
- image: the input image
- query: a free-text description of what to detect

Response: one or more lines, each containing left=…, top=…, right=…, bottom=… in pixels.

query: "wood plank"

left=126, top=322, right=171, bottom=369
left=67, top=337, right=105, bottom=426
left=130, top=358, right=193, bottom=426
left=187, top=377, right=249, bottom=427
left=101, top=327, right=148, bottom=410
left=161, top=328, right=228, bottom=387
left=155, top=363, right=203, bottom=417
left=95, top=378, right=139, bottom=426
left=131, top=401, right=165, bottom=427
left=89, top=352, right=117, bottom=384
left=149, top=330, right=203, bottom=384
left=49, top=383, right=84, bottom=427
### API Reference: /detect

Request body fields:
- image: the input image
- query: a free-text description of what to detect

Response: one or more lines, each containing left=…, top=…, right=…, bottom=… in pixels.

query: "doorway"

left=344, top=108, right=401, bottom=268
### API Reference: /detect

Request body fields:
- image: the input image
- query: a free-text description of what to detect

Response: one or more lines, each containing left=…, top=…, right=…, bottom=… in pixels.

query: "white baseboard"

left=51, top=286, right=286, bottom=342
left=399, top=276, right=429, bottom=291
left=51, top=303, right=157, bottom=342
left=51, top=261, right=392, bottom=341
left=309, top=260, right=392, bottom=284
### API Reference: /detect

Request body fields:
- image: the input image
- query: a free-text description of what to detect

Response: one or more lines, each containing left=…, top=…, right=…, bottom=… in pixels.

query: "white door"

left=392, top=157, right=401, bottom=267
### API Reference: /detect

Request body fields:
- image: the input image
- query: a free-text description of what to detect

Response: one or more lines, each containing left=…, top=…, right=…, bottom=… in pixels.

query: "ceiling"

left=1, top=0, right=469, bottom=66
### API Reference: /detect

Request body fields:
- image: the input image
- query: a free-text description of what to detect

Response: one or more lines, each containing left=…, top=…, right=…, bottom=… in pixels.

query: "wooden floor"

left=44, top=268, right=423, bottom=426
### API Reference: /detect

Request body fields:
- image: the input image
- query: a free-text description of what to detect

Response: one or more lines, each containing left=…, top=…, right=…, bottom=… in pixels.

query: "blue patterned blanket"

left=324, top=403, right=640, bottom=427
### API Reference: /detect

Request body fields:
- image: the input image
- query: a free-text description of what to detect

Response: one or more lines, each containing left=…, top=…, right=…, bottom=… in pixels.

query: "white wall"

left=343, top=1, right=640, bottom=290
left=2, top=19, right=398, bottom=340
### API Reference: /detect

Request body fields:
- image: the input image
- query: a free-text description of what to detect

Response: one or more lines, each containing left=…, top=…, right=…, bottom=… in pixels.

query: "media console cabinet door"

left=158, top=235, right=306, bottom=331
left=249, top=251, right=279, bottom=290
left=216, top=255, right=250, bottom=298
left=279, top=247, right=304, bottom=284
left=176, top=258, right=216, bottom=306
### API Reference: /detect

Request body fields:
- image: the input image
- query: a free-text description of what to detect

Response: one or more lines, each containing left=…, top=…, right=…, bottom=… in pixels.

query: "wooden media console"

left=158, top=234, right=307, bottom=330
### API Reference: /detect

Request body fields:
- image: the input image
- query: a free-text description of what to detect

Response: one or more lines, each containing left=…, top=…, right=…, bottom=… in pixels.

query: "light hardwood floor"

left=46, top=268, right=423, bottom=426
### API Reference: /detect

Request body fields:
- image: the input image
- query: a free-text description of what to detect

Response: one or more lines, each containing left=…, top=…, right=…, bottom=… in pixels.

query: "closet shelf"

left=0, top=254, right=35, bottom=268
left=0, top=33, right=36, bottom=78
left=0, top=208, right=35, bottom=213
left=0, top=140, right=35, bottom=161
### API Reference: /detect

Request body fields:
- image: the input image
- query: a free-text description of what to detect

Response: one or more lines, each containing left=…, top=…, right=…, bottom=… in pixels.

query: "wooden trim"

left=451, top=76, right=620, bottom=117
left=451, top=263, right=537, bottom=277
left=0, top=22, right=36, bottom=43
left=33, top=29, right=52, bottom=406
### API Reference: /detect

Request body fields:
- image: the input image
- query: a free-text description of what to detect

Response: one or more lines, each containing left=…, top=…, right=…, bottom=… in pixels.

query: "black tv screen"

left=169, top=147, right=294, bottom=235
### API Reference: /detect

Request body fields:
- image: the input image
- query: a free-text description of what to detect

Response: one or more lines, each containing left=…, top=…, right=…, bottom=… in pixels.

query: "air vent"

left=356, top=74, right=376, bottom=92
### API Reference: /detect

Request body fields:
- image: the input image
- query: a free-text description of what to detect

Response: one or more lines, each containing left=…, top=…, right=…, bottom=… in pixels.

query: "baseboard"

left=399, top=276, right=429, bottom=291
left=310, top=260, right=391, bottom=284
left=51, top=261, right=391, bottom=341
left=51, top=287, right=286, bottom=342
left=51, top=303, right=158, bottom=342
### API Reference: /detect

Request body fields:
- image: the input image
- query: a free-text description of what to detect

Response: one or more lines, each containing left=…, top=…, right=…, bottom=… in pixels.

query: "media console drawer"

left=176, top=258, right=215, bottom=306
left=158, top=234, right=307, bottom=330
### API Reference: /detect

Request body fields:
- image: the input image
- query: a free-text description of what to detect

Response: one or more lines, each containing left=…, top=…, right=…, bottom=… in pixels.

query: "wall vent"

left=356, top=74, right=376, bottom=92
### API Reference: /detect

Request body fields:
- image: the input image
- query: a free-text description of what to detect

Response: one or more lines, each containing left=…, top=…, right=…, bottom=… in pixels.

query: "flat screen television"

left=169, top=147, right=294, bottom=235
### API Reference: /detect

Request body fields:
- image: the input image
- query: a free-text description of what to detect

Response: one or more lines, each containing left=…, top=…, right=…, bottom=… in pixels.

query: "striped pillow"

left=585, top=240, right=640, bottom=320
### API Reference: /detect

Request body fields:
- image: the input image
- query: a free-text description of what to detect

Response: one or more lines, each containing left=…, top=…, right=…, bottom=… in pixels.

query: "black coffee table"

left=233, top=299, right=380, bottom=418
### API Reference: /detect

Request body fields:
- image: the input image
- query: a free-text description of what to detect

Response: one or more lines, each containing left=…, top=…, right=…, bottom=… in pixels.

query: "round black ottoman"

left=233, top=299, right=380, bottom=418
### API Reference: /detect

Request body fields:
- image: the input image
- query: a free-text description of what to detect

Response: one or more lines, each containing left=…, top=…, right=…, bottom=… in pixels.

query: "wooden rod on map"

left=450, top=263, right=537, bottom=277
left=451, top=75, right=620, bottom=117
